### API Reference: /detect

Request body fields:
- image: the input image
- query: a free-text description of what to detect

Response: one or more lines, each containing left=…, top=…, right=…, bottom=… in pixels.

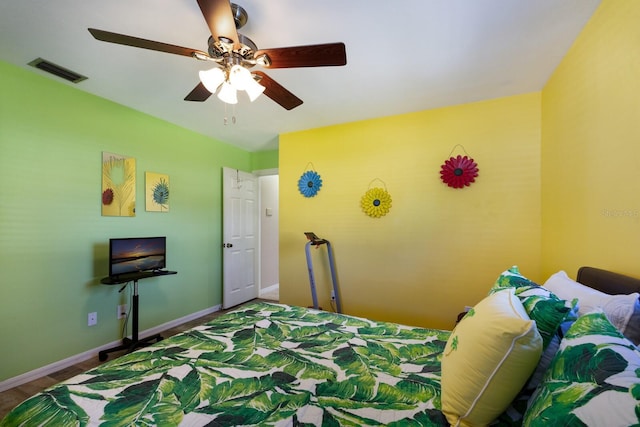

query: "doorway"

left=257, top=171, right=279, bottom=301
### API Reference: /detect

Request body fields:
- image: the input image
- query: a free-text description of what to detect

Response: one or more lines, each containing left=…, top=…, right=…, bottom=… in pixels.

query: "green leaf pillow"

left=523, top=310, right=640, bottom=427
left=490, top=266, right=576, bottom=350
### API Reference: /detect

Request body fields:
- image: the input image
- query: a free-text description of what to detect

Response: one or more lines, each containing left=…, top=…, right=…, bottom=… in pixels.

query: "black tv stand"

left=99, top=270, right=177, bottom=361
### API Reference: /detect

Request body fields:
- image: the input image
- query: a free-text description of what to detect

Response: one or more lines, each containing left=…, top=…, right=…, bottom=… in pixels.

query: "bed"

left=2, top=266, right=639, bottom=426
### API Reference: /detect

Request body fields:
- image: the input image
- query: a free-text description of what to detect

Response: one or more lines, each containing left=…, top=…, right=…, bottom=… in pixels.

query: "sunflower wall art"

left=361, top=179, right=392, bottom=218
left=439, top=147, right=479, bottom=189
left=298, top=165, right=323, bottom=198
left=101, top=152, right=136, bottom=217
left=145, top=172, right=170, bottom=212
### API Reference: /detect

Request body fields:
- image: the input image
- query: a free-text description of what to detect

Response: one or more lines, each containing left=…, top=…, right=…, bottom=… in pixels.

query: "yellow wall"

left=541, top=0, right=640, bottom=278
left=280, top=93, right=541, bottom=329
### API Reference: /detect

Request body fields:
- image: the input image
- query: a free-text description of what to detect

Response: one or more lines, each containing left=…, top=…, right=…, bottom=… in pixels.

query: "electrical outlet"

left=88, top=312, right=97, bottom=326
left=117, top=304, right=128, bottom=319
left=331, top=290, right=336, bottom=301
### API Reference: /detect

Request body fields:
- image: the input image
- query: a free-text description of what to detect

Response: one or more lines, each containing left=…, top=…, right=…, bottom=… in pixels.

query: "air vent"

left=28, top=58, right=87, bottom=83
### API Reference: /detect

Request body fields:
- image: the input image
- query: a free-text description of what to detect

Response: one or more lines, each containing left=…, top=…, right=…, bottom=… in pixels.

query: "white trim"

left=256, top=171, right=278, bottom=296
left=252, top=168, right=278, bottom=176
left=0, top=304, right=222, bottom=393
left=259, top=283, right=279, bottom=297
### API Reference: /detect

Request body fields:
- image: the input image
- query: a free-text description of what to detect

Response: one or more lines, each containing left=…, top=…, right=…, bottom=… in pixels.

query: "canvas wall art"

left=101, top=152, right=136, bottom=217
left=145, top=171, right=170, bottom=212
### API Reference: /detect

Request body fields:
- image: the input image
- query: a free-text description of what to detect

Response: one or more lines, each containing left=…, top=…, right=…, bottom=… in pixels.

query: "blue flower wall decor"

left=298, top=170, right=323, bottom=197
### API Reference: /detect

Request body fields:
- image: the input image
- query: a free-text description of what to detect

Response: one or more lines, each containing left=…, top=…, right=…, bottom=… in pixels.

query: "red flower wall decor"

left=440, top=155, right=479, bottom=188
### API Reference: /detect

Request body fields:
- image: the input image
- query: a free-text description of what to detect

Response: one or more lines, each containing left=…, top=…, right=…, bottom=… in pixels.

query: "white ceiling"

left=0, top=0, right=600, bottom=152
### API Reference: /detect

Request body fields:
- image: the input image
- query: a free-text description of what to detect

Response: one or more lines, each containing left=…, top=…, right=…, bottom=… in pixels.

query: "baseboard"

left=259, top=283, right=279, bottom=296
left=0, top=304, right=222, bottom=393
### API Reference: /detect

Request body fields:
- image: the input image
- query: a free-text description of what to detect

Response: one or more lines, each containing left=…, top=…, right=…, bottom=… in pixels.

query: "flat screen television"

left=109, top=237, right=166, bottom=278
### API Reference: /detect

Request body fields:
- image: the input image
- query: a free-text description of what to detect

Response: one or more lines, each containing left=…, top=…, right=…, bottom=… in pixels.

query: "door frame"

left=222, top=167, right=278, bottom=308
left=255, top=168, right=279, bottom=298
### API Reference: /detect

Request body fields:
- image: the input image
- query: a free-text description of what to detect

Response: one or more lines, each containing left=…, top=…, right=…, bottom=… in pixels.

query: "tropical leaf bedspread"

left=2, top=302, right=451, bottom=426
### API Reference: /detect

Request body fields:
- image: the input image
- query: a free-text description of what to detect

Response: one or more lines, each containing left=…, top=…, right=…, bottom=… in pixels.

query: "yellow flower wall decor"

left=361, top=184, right=392, bottom=218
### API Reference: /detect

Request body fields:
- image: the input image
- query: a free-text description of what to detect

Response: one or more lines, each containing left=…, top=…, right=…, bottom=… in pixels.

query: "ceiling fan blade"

left=184, top=82, right=213, bottom=102
left=88, top=28, right=209, bottom=59
left=256, top=42, right=347, bottom=69
left=253, top=71, right=303, bottom=110
left=197, top=0, right=240, bottom=50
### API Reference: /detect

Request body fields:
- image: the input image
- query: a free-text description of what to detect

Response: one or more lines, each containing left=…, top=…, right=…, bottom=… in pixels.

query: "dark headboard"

left=576, top=266, right=640, bottom=295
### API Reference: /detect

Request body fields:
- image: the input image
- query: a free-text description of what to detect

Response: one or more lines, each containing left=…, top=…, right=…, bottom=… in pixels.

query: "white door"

left=222, top=167, right=259, bottom=308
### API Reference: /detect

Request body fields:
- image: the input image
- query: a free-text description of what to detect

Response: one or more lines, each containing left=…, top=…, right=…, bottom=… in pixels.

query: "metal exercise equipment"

left=304, top=232, right=342, bottom=313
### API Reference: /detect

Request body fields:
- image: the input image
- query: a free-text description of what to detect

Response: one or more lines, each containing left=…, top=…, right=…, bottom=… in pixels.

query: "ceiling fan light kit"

left=218, top=81, right=239, bottom=104
left=199, top=63, right=266, bottom=104
left=199, top=67, right=225, bottom=93
left=87, top=0, right=347, bottom=111
left=244, top=77, right=266, bottom=102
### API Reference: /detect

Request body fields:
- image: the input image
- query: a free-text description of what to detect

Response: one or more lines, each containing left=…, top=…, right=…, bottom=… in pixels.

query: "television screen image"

left=109, top=237, right=166, bottom=277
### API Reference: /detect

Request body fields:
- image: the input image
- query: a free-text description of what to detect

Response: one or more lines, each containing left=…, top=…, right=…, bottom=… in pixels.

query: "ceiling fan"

left=88, top=0, right=347, bottom=110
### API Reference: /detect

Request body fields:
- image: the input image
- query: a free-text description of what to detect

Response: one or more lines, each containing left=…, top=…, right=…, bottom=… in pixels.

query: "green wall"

left=252, top=149, right=278, bottom=170
left=0, top=60, right=277, bottom=382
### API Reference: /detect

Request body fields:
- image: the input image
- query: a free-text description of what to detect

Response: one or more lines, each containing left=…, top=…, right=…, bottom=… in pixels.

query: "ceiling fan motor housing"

left=207, top=34, right=259, bottom=68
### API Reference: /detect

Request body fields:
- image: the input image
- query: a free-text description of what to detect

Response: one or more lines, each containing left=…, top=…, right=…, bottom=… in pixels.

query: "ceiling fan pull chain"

left=222, top=104, right=237, bottom=125
left=223, top=102, right=228, bottom=125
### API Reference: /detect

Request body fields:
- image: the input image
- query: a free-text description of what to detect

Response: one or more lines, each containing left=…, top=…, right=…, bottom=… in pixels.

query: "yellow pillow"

left=441, top=288, right=543, bottom=427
